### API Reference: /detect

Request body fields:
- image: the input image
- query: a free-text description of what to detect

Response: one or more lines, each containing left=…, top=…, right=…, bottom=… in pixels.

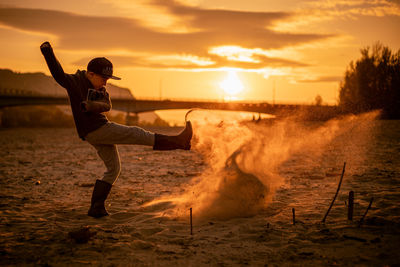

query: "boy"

left=40, top=41, right=192, bottom=218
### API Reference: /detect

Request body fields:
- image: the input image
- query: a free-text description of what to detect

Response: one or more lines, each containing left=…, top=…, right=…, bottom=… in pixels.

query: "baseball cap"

left=87, top=57, right=121, bottom=80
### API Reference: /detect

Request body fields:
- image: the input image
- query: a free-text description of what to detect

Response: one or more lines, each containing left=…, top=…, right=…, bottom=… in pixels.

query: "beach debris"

left=342, top=235, right=367, bottom=242
left=322, top=162, right=346, bottom=223
left=23, top=175, right=34, bottom=182
left=298, top=251, right=314, bottom=256
left=18, top=160, right=32, bottom=165
left=370, top=237, right=381, bottom=243
left=68, top=226, right=96, bottom=244
left=190, top=207, right=193, bottom=235
left=79, top=183, right=94, bottom=187
left=358, top=197, right=374, bottom=228
left=74, top=181, right=95, bottom=187
left=292, top=208, right=296, bottom=225
left=348, top=191, right=354, bottom=220
left=132, top=240, right=154, bottom=250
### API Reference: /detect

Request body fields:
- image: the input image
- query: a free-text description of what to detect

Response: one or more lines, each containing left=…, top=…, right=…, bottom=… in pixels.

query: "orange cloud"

left=73, top=52, right=306, bottom=70
left=0, top=3, right=334, bottom=70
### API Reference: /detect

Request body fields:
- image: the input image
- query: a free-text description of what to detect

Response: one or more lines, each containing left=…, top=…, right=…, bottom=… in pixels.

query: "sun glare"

left=219, top=71, right=244, bottom=100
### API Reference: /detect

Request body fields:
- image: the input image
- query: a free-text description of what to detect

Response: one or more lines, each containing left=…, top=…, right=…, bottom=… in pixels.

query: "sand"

left=1, top=113, right=400, bottom=266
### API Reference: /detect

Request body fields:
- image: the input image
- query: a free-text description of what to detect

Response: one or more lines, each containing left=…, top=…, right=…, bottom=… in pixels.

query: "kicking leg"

left=153, top=121, right=192, bottom=150
left=86, top=121, right=193, bottom=150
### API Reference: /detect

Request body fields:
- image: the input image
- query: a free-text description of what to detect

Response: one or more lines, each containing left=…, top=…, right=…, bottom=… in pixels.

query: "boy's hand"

left=40, top=41, right=51, bottom=49
left=81, top=101, right=111, bottom=113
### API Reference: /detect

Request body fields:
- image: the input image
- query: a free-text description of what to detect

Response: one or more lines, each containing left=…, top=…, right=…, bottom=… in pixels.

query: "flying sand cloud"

left=0, top=1, right=335, bottom=70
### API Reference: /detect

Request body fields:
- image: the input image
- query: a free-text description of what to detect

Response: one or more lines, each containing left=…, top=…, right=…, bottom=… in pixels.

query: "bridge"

left=0, top=93, right=343, bottom=120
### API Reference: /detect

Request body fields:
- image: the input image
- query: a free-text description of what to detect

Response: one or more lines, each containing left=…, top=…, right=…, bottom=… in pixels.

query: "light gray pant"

left=85, top=122, right=155, bottom=185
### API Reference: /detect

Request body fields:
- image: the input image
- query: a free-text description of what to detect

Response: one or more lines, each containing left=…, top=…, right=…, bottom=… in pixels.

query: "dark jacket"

left=40, top=45, right=110, bottom=139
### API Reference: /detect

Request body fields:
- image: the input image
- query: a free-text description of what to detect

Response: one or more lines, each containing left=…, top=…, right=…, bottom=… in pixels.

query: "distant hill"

left=0, top=68, right=134, bottom=99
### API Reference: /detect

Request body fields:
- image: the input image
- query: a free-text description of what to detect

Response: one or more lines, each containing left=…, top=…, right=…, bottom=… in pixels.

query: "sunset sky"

left=0, top=0, right=399, bottom=104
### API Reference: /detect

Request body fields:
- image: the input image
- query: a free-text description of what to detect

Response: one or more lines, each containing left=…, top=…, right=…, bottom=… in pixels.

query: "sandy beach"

left=1, top=111, right=400, bottom=266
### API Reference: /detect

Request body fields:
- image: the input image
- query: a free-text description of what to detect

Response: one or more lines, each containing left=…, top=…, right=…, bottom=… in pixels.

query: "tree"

left=339, top=42, right=400, bottom=118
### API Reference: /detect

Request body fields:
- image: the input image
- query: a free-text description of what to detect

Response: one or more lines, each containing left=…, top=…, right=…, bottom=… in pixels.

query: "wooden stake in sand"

left=322, top=162, right=346, bottom=223
left=292, top=208, right=296, bottom=225
left=189, top=207, right=193, bottom=235
left=358, top=197, right=373, bottom=228
left=348, top=191, right=354, bottom=220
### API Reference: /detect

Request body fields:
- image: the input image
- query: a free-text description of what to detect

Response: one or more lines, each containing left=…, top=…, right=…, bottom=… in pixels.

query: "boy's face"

left=87, top=72, right=109, bottom=90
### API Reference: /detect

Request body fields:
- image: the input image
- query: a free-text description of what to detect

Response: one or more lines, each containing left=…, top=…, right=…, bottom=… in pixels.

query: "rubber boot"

left=153, top=121, right=193, bottom=150
left=88, top=179, right=112, bottom=218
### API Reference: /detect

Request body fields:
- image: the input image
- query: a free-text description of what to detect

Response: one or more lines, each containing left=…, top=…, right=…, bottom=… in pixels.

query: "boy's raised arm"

left=40, top=41, right=71, bottom=89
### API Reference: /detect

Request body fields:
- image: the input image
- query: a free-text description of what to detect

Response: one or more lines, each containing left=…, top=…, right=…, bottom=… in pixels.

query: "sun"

left=219, top=70, right=244, bottom=99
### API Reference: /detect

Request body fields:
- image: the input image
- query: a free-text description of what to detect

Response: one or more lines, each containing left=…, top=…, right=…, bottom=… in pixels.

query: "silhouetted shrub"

left=339, top=42, right=400, bottom=119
